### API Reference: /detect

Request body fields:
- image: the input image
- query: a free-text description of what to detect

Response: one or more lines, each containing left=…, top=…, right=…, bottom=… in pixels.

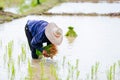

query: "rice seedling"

left=67, top=61, right=73, bottom=80
left=75, top=59, right=79, bottom=70
left=113, top=63, right=116, bottom=80
left=91, top=62, right=100, bottom=80
left=50, top=64, right=59, bottom=80
left=7, top=40, right=14, bottom=60
left=10, top=62, right=15, bottom=80
left=40, top=62, right=45, bottom=80
left=50, top=64, right=54, bottom=75
left=76, top=70, right=80, bottom=80
left=106, top=63, right=116, bottom=80
left=21, top=44, right=27, bottom=62
left=118, top=60, right=120, bottom=67
left=7, top=60, right=15, bottom=80
left=62, top=56, right=66, bottom=68
left=67, top=74, right=70, bottom=80
left=27, top=59, right=33, bottom=80
left=65, top=26, right=77, bottom=37
left=17, top=54, right=21, bottom=67
left=66, top=60, right=80, bottom=80
left=107, top=66, right=113, bottom=80
left=7, top=61, right=11, bottom=74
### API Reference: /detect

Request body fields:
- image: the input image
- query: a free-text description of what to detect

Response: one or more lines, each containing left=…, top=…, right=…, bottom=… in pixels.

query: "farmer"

left=25, top=20, right=63, bottom=59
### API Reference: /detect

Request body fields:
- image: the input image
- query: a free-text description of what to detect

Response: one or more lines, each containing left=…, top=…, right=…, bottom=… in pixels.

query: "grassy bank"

left=0, top=0, right=120, bottom=24
left=22, top=0, right=64, bottom=15
left=0, top=11, right=21, bottom=24
left=0, top=0, right=64, bottom=24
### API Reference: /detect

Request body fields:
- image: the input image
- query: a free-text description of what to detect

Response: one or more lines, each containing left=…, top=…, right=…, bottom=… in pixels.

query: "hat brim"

left=45, top=23, right=63, bottom=45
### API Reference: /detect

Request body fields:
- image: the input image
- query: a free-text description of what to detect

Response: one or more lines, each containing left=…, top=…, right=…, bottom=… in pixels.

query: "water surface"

left=0, top=15, right=120, bottom=80
left=48, top=2, right=120, bottom=14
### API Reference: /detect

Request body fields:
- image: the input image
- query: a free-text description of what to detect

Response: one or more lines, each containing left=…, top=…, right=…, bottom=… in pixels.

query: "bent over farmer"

left=25, top=20, right=63, bottom=59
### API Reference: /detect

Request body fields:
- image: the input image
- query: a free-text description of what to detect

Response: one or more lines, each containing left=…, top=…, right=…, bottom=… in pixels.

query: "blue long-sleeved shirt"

left=27, top=20, right=51, bottom=52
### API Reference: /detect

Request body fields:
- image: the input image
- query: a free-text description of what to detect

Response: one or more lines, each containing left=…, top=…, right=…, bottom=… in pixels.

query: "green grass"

left=0, top=0, right=25, bottom=7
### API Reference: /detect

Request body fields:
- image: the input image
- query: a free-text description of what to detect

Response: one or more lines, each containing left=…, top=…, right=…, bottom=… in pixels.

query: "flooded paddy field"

left=47, top=2, right=120, bottom=14
left=0, top=15, right=120, bottom=80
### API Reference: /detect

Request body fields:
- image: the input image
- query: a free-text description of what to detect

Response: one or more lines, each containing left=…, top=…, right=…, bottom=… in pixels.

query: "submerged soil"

left=31, top=59, right=57, bottom=80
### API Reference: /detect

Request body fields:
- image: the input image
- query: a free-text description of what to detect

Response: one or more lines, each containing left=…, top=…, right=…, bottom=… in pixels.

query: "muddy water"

left=0, top=15, right=120, bottom=80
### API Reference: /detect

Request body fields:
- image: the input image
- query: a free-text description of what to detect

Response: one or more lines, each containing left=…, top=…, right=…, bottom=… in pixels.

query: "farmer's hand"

left=42, top=50, right=50, bottom=57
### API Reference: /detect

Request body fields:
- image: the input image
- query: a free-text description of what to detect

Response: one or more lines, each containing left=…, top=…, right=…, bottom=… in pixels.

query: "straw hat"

left=45, top=23, right=63, bottom=45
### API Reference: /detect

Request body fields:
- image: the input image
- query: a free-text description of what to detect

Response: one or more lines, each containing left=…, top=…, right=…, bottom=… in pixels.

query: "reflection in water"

left=31, top=59, right=57, bottom=80
left=66, top=36, right=76, bottom=43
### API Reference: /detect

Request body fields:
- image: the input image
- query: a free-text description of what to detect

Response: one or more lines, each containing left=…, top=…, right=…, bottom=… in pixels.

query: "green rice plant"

left=40, top=62, right=45, bottom=80
left=21, top=44, right=26, bottom=62
left=7, top=61, right=11, bottom=74
left=66, top=60, right=80, bottom=80
left=91, top=62, right=100, bottom=80
left=50, top=64, right=54, bottom=75
left=75, top=59, right=79, bottom=70
left=17, top=54, right=21, bottom=67
left=50, top=64, right=59, bottom=80
left=75, top=59, right=80, bottom=80
left=7, top=40, right=14, bottom=60
left=107, top=66, right=113, bottom=80
left=65, top=26, right=77, bottom=37
left=27, top=59, right=33, bottom=80
left=71, top=65, right=74, bottom=79
left=67, top=74, right=70, bottom=80
left=36, top=44, right=53, bottom=57
left=10, top=62, right=15, bottom=80
left=113, top=63, right=116, bottom=80
left=95, top=62, right=99, bottom=74
left=7, top=60, right=15, bottom=80
left=76, top=70, right=80, bottom=80
left=62, top=56, right=66, bottom=68
left=67, top=61, right=72, bottom=80
left=91, top=65, right=94, bottom=80
left=118, top=60, right=120, bottom=67
left=106, top=63, right=116, bottom=80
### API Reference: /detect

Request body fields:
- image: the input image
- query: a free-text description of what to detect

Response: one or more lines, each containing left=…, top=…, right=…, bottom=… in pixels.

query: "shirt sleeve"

left=31, top=31, right=44, bottom=52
